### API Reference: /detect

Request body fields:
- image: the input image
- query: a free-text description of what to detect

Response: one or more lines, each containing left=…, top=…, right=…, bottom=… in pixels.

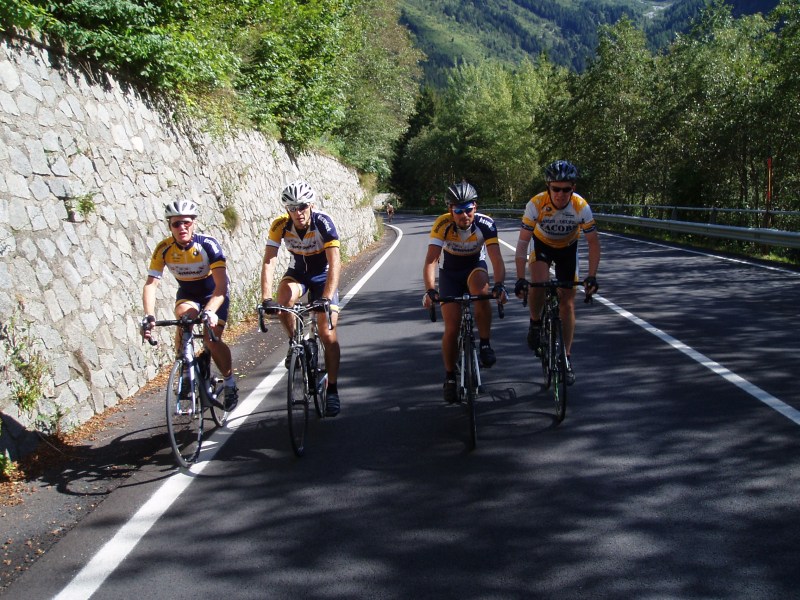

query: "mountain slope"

left=399, top=0, right=779, bottom=84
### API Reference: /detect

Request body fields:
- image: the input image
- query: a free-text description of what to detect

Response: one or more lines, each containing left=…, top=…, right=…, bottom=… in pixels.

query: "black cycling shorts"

left=531, top=238, right=579, bottom=283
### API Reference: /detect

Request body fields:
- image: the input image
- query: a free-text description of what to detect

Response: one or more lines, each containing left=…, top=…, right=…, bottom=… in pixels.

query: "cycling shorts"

left=282, top=269, right=340, bottom=311
left=530, top=238, right=579, bottom=283
left=175, top=291, right=230, bottom=323
left=438, top=261, right=488, bottom=298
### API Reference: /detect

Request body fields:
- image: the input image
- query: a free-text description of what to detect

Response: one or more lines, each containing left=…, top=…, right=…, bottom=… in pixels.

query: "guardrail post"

left=671, top=206, right=677, bottom=220
left=642, top=204, right=649, bottom=218
left=710, top=208, right=717, bottom=225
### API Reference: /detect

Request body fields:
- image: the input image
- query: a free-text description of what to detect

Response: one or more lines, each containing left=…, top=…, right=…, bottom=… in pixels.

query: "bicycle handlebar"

left=257, top=301, right=333, bottom=334
left=519, top=279, right=597, bottom=307
left=143, top=313, right=219, bottom=346
left=429, top=292, right=505, bottom=323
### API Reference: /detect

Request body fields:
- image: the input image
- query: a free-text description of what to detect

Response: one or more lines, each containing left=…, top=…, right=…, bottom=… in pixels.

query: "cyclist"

left=513, top=160, right=601, bottom=385
left=260, top=180, right=343, bottom=417
left=422, top=181, right=507, bottom=403
left=141, top=200, right=239, bottom=410
left=386, top=202, right=395, bottom=222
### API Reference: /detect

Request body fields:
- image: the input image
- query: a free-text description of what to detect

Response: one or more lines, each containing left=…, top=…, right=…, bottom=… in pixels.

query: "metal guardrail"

left=399, top=206, right=800, bottom=250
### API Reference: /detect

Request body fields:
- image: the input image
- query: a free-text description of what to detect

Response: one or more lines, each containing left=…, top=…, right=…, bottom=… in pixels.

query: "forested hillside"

left=399, top=0, right=779, bottom=83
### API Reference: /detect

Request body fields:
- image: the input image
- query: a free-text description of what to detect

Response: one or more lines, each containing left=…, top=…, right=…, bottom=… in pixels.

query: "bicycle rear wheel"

left=551, top=319, right=568, bottom=423
left=307, top=338, right=326, bottom=418
left=166, top=359, right=204, bottom=468
left=287, top=348, right=309, bottom=457
left=463, top=336, right=478, bottom=450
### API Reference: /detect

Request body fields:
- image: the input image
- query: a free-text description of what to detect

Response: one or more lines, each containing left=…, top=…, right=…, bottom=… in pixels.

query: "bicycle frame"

left=258, top=301, right=333, bottom=456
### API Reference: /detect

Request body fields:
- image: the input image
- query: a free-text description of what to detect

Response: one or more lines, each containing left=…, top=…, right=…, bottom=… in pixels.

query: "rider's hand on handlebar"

left=492, top=282, right=508, bottom=304
left=422, top=288, right=439, bottom=309
left=262, top=298, right=279, bottom=315
left=514, top=278, right=528, bottom=298
left=202, top=309, right=219, bottom=327
left=140, top=315, right=155, bottom=341
left=583, top=275, right=598, bottom=303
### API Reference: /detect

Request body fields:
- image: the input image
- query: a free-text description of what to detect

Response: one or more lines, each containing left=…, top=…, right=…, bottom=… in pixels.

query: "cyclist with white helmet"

left=513, top=160, right=601, bottom=385
left=141, top=199, right=239, bottom=410
left=260, top=180, right=343, bottom=417
left=422, top=181, right=507, bottom=404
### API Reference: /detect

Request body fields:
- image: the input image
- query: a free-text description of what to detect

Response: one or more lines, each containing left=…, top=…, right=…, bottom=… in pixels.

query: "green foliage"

left=0, top=314, right=47, bottom=416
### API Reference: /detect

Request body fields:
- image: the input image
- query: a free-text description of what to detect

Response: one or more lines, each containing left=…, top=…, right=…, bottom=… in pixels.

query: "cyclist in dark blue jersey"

left=141, top=200, right=239, bottom=410
left=260, top=180, right=343, bottom=417
left=422, top=181, right=507, bottom=403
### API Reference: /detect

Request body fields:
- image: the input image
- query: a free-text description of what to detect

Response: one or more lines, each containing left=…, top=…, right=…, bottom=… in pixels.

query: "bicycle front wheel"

left=541, top=316, right=552, bottom=389
left=463, top=337, right=478, bottom=451
left=166, top=359, right=204, bottom=468
left=551, top=319, right=568, bottom=423
left=207, top=377, right=227, bottom=427
left=287, top=348, right=309, bottom=457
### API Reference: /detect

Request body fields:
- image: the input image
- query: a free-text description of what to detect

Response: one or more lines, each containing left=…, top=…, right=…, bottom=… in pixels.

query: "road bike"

left=258, top=300, right=333, bottom=457
left=143, top=313, right=227, bottom=468
left=430, top=292, right=504, bottom=450
left=523, top=279, right=574, bottom=423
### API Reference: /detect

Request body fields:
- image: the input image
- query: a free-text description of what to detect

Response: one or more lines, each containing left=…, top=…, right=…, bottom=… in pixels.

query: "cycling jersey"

left=148, top=234, right=227, bottom=299
left=266, top=210, right=340, bottom=278
left=429, top=212, right=499, bottom=271
left=521, top=191, right=596, bottom=248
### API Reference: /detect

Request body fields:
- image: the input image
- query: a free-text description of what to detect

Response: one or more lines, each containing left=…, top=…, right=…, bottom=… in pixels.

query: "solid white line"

left=498, top=233, right=799, bottom=425
left=593, top=293, right=800, bottom=425
left=55, top=227, right=405, bottom=599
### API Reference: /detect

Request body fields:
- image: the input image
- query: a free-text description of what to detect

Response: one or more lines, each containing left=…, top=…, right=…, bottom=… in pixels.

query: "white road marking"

left=55, top=226, right=405, bottom=599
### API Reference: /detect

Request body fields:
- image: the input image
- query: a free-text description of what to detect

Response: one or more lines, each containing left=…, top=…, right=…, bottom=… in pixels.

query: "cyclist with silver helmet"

left=513, top=160, right=601, bottom=385
left=260, top=180, right=343, bottom=417
left=423, top=181, right=507, bottom=404
left=142, top=199, right=239, bottom=410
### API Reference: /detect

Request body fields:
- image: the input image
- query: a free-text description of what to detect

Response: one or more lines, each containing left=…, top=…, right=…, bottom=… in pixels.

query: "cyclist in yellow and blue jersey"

left=422, top=181, right=507, bottom=404
left=260, top=180, right=343, bottom=417
left=513, top=160, right=601, bottom=385
left=141, top=199, right=239, bottom=410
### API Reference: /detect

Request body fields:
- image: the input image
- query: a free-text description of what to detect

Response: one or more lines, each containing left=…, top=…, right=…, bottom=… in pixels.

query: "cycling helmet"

left=446, top=181, right=478, bottom=205
left=164, top=199, right=198, bottom=219
left=281, top=180, right=316, bottom=207
left=544, top=160, right=579, bottom=183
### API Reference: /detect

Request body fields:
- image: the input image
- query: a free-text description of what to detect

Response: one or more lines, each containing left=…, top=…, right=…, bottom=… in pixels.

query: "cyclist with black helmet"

left=423, top=181, right=507, bottom=404
left=141, top=199, right=239, bottom=410
left=513, top=160, right=601, bottom=385
left=260, top=180, right=343, bottom=417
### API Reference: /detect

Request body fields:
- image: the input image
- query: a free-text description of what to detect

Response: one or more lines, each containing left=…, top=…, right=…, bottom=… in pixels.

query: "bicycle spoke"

left=166, top=359, right=203, bottom=468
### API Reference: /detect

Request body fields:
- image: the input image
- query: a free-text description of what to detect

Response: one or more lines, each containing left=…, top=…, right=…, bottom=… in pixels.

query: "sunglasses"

left=287, top=203, right=309, bottom=213
left=170, top=220, right=194, bottom=229
left=452, top=205, right=475, bottom=215
left=550, top=185, right=573, bottom=194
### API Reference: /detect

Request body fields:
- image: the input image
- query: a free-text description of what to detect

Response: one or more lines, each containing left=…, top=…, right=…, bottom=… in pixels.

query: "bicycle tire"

left=540, top=316, right=552, bottom=388
left=287, top=348, right=308, bottom=457
left=207, top=377, right=227, bottom=427
left=166, top=359, right=203, bottom=468
left=551, top=319, right=568, bottom=423
left=463, top=335, right=478, bottom=450
left=308, top=338, right=325, bottom=418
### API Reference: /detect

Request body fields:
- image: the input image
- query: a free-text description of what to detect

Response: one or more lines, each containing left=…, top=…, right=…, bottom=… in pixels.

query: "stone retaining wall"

left=0, top=35, right=378, bottom=448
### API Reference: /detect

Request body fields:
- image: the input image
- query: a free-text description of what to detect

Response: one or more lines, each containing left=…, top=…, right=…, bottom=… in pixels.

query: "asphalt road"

left=3, top=215, right=800, bottom=599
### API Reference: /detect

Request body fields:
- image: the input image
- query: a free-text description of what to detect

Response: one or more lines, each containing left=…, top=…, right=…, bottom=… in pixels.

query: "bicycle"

left=430, top=292, right=504, bottom=450
left=143, top=313, right=228, bottom=468
left=522, top=279, right=575, bottom=423
left=258, top=300, right=333, bottom=457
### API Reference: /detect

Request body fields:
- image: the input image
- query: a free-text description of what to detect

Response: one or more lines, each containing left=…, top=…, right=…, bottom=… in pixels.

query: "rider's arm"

left=585, top=229, right=601, bottom=278
left=142, top=275, right=160, bottom=317
left=204, top=267, right=228, bottom=314
left=323, top=246, right=341, bottom=300
left=261, top=245, right=280, bottom=301
left=515, top=227, right=533, bottom=280
left=486, top=242, right=506, bottom=286
left=422, top=244, right=442, bottom=307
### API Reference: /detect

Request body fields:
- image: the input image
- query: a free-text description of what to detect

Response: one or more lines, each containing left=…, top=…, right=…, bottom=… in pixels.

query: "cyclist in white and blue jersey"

left=141, top=200, right=239, bottom=410
left=422, top=181, right=507, bottom=404
left=260, top=180, right=343, bottom=417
